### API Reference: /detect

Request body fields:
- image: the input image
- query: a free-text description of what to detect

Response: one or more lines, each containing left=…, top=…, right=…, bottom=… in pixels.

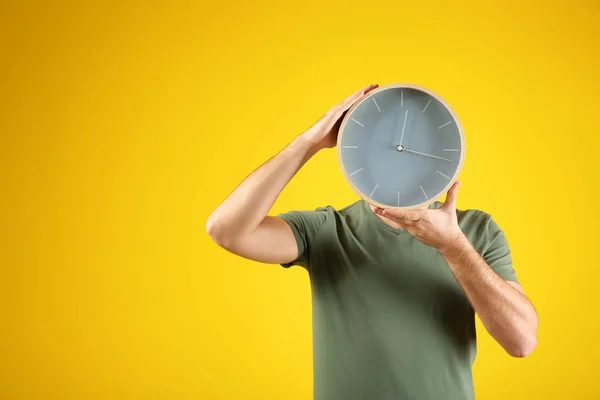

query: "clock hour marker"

left=401, top=91, right=403, bottom=106
left=420, top=185, right=429, bottom=199
left=372, top=98, right=381, bottom=112
left=443, top=149, right=459, bottom=151
left=351, top=118, right=364, bottom=127
left=438, top=121, right=453, bottom=129
left=342, top=145, right=359, bottom=148
left=349, top=168, right=364, bottom=177
left=369, top=184, right=379, bottom=198
left=397, top=190, right=400, bottom=206
left=422, top=99, right=432, bottom=113
left=436, top=170, right=450, bottom=179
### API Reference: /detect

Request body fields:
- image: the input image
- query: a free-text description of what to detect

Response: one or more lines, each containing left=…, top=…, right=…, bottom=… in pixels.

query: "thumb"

left=441, top=180, right=460, bottom=211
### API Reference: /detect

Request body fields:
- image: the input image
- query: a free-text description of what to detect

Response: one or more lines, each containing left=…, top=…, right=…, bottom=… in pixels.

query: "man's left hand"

left=373, top=181, right=466, bottom=252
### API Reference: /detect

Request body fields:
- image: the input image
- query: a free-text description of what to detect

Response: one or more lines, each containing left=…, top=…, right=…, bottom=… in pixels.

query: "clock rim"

left=336, top=83, right=466, bottom=210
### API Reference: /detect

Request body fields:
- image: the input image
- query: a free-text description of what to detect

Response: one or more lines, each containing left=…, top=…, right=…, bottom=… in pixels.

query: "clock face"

left=337, top=84, right=465, bottom=209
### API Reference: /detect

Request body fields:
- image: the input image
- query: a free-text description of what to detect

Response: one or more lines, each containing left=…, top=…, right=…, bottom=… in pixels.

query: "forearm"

left=206, top=134, right=318, bottom=244
left=439, top=236, right=538, bottom=357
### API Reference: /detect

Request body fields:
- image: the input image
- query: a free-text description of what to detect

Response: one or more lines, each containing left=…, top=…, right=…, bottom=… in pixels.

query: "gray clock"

left=337, top=83, right=465, bottom=210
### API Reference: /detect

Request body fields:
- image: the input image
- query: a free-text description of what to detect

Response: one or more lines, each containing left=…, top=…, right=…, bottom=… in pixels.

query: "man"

left=206, top=84, right=538, bottom=400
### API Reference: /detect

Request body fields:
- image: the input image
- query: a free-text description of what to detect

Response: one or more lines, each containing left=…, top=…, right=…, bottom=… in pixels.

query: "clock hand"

left=401, top=147, right=453, bottom=162
left=392, top=109, right=408, bottom=146
left=399, top=109, right=408, bottom=146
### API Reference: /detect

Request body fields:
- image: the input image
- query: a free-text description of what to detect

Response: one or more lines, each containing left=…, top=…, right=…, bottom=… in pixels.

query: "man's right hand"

left=206, top=84, right=378, bottom=266
left=301, top=84, right=379, bottom=151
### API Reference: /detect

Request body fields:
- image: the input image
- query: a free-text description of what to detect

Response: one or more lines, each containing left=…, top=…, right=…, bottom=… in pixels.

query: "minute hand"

left=402, top=147, right=453, bottom=162
left=399, top=109, right=408, bottom=146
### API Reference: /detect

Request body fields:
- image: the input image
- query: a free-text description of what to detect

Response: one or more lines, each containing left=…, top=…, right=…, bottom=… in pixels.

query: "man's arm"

left=206, top=84, right=378, bottom=264
left=206, top=135, right=317, bottom=264
left=375, top=181, right=538, bottom=357
left=439, top=237, right=538, bottom=357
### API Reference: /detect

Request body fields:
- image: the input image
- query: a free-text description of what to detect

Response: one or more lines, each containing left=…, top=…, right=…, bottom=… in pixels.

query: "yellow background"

left=1, top=1, right=599, bottom=398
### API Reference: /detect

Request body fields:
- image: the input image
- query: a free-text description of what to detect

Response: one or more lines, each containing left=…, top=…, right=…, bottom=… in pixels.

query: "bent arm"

left=206, top=85, right=377, bottom=264
left=206, top=135, right=318, bottom=264
left=439, top=237, right=539, bottom=357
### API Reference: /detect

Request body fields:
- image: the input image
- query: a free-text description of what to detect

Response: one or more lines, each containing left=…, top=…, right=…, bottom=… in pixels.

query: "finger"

left=374, top=207, right=413, bottom=229
left=333, top=85, right=377, bottom=115
left=344, top=84, right=377, bottom=101
left=362, top=83, right=379, bottom=94
left=382, top=209, right=425, bottom=223
left=338, top=84, right=378, bottom=111
left=441, top=181, right=460, bottom=211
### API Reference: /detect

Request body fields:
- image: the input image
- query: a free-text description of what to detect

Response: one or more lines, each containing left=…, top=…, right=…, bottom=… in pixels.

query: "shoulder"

left=278, top=200, right=364, bottom=232
left=456, top=205, right=508, bottom=252
left=309, top=200, right=364, bottom=231
left=336, top=200, right=364, bottom=217
left=276, top=203, right=343, bottom=234
left=294, top=200, right=364, bottom=220
left=457, top=206, right=491, bottom=230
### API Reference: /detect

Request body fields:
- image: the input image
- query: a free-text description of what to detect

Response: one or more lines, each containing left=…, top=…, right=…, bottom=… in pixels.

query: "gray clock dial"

left=337, top=84, right=465, bottom=209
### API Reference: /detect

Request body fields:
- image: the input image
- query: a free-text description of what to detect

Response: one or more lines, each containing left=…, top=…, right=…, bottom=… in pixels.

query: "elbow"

left=507, top=334, right=537, bottom=358
left=206, top=214, right=231, bottom=248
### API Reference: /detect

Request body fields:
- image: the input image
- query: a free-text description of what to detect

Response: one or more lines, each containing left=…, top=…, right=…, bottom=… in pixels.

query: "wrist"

left=438, top=231, right=471, bottom=258
left=295, top=132, right=325, bottom=154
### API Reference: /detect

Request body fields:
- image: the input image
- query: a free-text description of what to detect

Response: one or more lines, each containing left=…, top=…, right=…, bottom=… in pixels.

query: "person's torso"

left=307, top=200, right=492, bottom=400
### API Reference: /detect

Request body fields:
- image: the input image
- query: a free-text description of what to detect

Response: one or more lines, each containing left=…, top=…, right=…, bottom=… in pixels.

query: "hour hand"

left=401, top=147, right=453, bottom=162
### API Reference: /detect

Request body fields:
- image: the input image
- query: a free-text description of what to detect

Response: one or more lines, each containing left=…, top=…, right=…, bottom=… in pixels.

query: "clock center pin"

left=396, top=144, right=404, bottom=152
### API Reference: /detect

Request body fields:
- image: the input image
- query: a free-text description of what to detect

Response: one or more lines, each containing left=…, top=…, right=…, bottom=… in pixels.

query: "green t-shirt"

left=277, top=199, right=518, bottom=400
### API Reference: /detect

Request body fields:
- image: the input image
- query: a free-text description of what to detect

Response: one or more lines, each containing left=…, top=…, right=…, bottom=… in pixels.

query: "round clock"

left=337, top=83, right=465, bottom=210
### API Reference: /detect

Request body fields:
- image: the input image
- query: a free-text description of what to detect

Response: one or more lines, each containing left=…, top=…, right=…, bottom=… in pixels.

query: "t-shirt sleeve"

left=276, top=207, right=329, bottom=269
left=482, top=215, right=519, bottom=284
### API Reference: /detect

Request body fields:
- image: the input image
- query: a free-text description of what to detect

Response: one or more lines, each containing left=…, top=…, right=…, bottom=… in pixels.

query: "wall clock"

left=337, top=83, right=465, bottom=210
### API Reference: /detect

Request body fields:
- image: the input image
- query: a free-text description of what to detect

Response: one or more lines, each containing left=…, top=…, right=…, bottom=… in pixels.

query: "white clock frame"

left=336, top=83, right=466, bottom=210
